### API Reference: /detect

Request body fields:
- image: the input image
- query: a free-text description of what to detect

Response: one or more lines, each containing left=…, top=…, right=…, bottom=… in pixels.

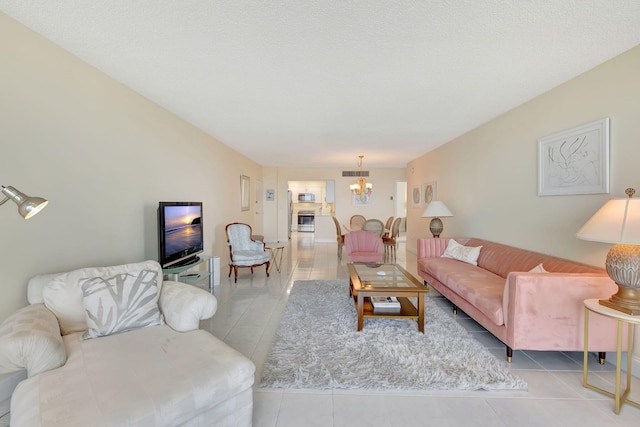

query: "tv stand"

left=171, top=255, right=200, bottom=268
left=162, top=256, right=219, bottom=292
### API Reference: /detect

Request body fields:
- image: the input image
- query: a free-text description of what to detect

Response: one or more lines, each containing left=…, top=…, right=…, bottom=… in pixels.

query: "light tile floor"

left=203, top=232, right=640, bottom=427
left=2, top=232, right=639, bottom=426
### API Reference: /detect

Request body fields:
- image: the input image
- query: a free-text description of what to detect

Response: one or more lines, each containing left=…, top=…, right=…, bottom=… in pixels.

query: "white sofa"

left=0, top=261, right=255, bottom=427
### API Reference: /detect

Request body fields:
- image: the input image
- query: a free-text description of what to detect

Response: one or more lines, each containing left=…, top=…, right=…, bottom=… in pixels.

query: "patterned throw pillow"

left=81, top=269, right=164, bottom=340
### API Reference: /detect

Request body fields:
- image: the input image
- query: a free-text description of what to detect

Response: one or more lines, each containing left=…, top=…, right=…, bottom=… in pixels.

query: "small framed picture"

left=411, top=185, right=421, bottom=208
left=266, top=189, right=275, bottom=201
left=422, top=182, right=436, bottom=207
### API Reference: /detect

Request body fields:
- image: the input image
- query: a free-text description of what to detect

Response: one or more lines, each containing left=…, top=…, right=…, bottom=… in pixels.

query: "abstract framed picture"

left=411, top=185, right=421, bottom=208
left=538, top=118, right=610, bottom=196
left=422, top=181, right=436, bottom=207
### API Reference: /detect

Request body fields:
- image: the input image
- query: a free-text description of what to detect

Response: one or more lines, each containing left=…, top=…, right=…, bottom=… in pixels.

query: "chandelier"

left=349, top=155, right=372, bottom=195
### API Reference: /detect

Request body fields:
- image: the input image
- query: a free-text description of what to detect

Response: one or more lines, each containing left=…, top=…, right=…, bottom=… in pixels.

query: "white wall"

left=406, top=44, right=640, bottom=368
left=0, top=13, right=262, bottom=322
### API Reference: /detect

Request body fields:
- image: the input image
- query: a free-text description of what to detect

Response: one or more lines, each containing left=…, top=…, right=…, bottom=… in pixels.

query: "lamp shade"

left=421, top=201, right=453, bottom=218
left=1, top=185, right=48, bottom=219
left=576, top=188, right=640, bottom=314
left=576, top=198, right=640, bottom=244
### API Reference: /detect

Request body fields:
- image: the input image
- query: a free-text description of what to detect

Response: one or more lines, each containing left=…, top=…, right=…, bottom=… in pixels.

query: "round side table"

left=583, top=298, right=640, bottom=414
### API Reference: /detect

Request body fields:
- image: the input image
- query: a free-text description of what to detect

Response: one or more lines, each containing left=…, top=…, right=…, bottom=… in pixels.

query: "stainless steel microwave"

left=298, top=193, right=315, bottom=202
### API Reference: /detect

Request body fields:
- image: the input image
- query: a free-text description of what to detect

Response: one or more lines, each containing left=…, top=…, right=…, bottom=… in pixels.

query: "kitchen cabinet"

left=325, top=180, right=335, bottom=203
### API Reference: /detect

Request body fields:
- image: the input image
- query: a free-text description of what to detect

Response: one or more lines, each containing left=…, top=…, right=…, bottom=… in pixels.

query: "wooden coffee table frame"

left=348, top=263, right=429, bottom=333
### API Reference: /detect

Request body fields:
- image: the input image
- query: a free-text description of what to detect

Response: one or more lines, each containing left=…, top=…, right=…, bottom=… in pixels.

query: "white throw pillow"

left=43, top=260, right=163, bottom=335
left=81, top=269, right=164, bottom=339
left=441, top=239, right=482, bottom=266
left=528, top=263, right=548, bottom=273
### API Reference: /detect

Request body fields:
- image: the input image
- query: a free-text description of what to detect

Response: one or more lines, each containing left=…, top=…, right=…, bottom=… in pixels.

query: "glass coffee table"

left=348, top=263, right=429, bottom=333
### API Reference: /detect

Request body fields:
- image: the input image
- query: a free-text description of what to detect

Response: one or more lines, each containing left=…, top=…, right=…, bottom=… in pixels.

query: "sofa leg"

left=598, top=352, right=606, bottom=364
left=506, top=346, right=513, bottom=363
left=452, top=304, right=457, bottom=315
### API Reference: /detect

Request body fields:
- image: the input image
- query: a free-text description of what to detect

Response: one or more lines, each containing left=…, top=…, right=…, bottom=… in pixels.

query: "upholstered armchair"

left=344, top=230, right=384, bottom=263
left=225, top=222, right=270, bottom=282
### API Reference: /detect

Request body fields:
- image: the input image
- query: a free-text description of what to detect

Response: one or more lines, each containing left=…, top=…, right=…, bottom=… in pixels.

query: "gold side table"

left=583, top=298, right=640, bottom=414
left=265, top=243, right=285, bottom=273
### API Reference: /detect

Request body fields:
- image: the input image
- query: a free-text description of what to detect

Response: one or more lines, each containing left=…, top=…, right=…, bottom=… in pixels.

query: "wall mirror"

left=240, top=175, right=250, bottom=211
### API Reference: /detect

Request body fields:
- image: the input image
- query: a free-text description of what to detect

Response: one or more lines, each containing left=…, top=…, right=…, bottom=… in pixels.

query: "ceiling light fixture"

left=349, top=155, right=372, bottom=196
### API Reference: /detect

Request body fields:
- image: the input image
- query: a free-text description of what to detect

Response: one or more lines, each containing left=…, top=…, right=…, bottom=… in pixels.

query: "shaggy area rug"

left=259, top=280, right=527, bottom=391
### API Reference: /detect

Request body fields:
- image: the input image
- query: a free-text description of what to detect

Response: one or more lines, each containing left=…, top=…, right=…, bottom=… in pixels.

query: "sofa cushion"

left=420, top=257, right=505, bottom=326
left=81, top=269, right=164, bottom=340
left=465, top=238, right=605, bottom=278
left=43, top=261, right=163, bottom=335
left=10, top=326, right=256, bottom=427
left=441, top=239, right=482, bottom=265
left=0, top=304, right=66, bottom=377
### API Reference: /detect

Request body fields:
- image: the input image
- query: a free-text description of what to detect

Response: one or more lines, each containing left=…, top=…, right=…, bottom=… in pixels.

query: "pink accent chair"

left=344, top=230, right=384, bottom=263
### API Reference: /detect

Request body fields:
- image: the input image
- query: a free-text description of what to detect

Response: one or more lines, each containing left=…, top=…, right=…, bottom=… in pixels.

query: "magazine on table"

left=369, top=296, right=400, bottom=309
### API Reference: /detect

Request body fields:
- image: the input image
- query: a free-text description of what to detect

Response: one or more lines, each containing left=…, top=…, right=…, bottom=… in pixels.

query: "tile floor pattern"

left=2, top=233, right=639, bottom=426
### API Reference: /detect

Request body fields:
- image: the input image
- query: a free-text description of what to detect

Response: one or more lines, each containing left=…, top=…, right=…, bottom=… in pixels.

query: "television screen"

left=158, top=202, right=203, bottom=268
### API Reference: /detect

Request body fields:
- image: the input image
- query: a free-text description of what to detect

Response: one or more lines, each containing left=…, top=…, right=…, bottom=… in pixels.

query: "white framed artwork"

left=538, top=118, right=610, bottom=196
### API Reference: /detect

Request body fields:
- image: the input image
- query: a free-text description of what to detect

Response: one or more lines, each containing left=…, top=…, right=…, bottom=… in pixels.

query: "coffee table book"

left=370, top=296, right=401, bottom=310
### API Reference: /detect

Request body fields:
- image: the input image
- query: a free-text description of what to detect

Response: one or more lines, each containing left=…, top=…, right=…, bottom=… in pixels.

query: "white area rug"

left=259, top=280, right=527, bottom=391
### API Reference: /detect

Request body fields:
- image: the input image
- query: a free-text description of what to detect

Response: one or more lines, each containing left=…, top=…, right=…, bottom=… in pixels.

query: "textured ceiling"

left=2, top=1, right=640, bottom=168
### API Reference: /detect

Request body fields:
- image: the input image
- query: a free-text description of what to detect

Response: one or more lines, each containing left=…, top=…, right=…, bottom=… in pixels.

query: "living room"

left=2, top=3, right=640, bottom=425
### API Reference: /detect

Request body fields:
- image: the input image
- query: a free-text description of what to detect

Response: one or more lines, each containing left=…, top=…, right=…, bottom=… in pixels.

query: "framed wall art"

left=411, top=185, right=421, bottom=208
left=240, top=175, right=250, bottom=211
left=538, top=118, right=610, bottom=196
left=422, top=181, right=437, bottom=207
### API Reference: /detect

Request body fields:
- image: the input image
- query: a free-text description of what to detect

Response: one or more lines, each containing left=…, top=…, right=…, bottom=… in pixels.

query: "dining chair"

left=349, top=214, right=366, bottom=231
left=383, top=217, right=402, bottom=261
left=362, top=219, right=385, bottom=236
left=332, top=216, right=345, bottom=259
left=383, top=216, right=394, bottom=236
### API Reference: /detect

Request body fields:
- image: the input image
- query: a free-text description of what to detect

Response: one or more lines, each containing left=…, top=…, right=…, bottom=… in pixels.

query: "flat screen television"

left=157, top=201, right=203, bottom=268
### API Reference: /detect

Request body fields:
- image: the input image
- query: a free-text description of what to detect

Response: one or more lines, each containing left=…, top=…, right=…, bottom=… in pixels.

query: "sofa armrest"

left=417, top=238, right=451, bottom=259
left=159, top=281, right=218, bottom=332
left=0, top=304, right=66, bottom=377
left=503, top=272, right=619, bottom=349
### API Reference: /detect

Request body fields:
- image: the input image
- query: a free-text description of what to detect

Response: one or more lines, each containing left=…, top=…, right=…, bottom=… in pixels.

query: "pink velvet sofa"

left=417, top=237, right=625, bottom=362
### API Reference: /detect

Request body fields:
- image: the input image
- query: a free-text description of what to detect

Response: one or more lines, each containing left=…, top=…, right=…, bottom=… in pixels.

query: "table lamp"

left=421, top=201, right=453, bottom=238
left=576, top=188, right=640, bottom=315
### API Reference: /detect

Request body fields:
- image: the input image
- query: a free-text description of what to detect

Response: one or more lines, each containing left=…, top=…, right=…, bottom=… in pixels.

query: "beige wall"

left=0, top=14, right=262, bottom=322
left=262, top=167, right=406, bottom=242
left=406, top=44, right=640, bottom=366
